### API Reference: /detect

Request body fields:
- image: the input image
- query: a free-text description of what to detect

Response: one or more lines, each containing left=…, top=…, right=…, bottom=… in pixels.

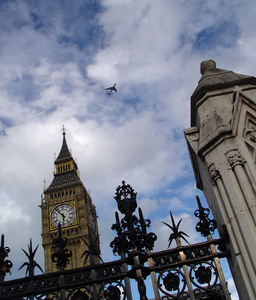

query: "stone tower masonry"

left=184, top=60, right=256, bottom=299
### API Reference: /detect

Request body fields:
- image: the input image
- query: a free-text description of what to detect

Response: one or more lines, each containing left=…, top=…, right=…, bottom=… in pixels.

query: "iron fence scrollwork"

left=0, top=183, right=231, bottom=300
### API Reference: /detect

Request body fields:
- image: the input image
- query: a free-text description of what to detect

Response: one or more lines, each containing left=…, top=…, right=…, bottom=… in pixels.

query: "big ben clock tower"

left=40, top=128, right=100, bottom=273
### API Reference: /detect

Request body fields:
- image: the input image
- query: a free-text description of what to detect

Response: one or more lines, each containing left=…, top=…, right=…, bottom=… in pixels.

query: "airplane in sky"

left=105, top=83, right=117, bottom=95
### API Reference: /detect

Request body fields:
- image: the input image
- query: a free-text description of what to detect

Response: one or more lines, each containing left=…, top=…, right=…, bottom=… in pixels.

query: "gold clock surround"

left=50, top=203, right=76, bottom=228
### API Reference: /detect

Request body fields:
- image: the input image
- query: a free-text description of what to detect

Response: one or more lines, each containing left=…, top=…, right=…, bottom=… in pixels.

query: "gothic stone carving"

left=225, top=149, right=244, bottom=169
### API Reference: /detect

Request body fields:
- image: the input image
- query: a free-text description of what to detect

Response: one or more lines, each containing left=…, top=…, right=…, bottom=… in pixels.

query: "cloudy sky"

left=1, top=0, right=256, bottom=298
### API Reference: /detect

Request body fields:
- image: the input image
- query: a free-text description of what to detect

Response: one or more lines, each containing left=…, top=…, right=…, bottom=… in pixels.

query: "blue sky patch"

left=7, top=74, right=39, bottom=103
left=0, top=116, right=14, bottom=135
left=193, top=21, right=239, bottom=51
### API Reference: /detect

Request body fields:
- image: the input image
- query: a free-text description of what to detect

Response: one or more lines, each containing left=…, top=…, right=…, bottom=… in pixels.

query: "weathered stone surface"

left=190, top=60, right=256, bottom=126
left=197, top=92, right=233, bottom=152
left=184, top=60, right=256, bottom=300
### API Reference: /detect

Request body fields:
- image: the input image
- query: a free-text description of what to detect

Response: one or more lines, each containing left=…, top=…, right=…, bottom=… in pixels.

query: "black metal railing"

left=0, top=181, right=231, bottom=300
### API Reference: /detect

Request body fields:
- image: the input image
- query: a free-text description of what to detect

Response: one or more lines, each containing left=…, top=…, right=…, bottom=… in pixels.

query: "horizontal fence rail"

left=0, top=238, right=228, bottom=300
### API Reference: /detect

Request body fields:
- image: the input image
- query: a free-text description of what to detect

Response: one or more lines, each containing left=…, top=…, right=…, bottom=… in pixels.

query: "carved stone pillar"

left=225, top=149, right=256, bottom=225
left=185, top=60, right=256, bottom=299
left=208, top=163, right=256, bottom=296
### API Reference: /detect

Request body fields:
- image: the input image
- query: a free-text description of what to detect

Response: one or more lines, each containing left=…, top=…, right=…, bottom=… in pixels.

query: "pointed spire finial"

left=55, top=126, right=72, bottom=162
left=62, top=125, right=66, bottom=136
left=162, top=211, right=190, bottom=248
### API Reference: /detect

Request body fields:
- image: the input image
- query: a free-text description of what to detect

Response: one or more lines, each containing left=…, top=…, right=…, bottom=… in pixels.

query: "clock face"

left=51, top=204, right=75, bottom=227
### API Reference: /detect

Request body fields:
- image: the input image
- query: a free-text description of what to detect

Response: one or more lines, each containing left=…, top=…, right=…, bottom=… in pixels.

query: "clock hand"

left=55, top=207, right=66, bottom=224
left=55, top=207, right=65, bottom=218
left=55, top=207, right=62, bottom=214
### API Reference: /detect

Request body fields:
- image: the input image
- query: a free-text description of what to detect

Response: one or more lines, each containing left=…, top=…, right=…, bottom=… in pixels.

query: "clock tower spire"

left=40, top=129, right=100, bottom=273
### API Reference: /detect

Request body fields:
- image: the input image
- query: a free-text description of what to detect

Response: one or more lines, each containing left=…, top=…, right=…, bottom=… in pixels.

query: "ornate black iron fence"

left=0, top=181, right=231, bottom=300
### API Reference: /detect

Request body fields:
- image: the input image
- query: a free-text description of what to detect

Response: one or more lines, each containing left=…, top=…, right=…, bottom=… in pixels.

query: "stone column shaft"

left=210, top=171, right=256, bottom=297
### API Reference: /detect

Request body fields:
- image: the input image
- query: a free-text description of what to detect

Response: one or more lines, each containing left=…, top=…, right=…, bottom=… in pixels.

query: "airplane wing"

left=104, top=84, right=117, bottom=94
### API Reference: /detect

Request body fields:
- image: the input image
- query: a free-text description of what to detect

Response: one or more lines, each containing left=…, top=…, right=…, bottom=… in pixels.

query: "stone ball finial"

left=200, top=60, right=216, bottom=75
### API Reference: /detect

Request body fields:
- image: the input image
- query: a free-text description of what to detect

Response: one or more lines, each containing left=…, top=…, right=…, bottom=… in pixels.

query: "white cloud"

left=87, top=1, right=189, bottom=84
left=137, top=197, right=160, bottom=217
left=0, top=1, right=254, bottom=297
